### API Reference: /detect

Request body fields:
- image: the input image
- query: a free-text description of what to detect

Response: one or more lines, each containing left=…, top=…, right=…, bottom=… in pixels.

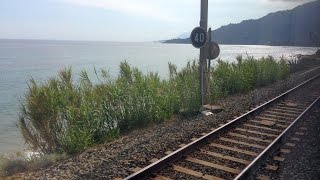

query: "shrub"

left=18, top=57, right=291, bottom=154
left=18, top=62, right=175, bottom=154
left=211, top=56, right=290, bottom=100
left=0, top=153, right=68, bottom=177
left=0, top=156, right=27, bottom=177
left=168, top=61, right=200, bottom=112
left=18, top=68, right=105, bottom=154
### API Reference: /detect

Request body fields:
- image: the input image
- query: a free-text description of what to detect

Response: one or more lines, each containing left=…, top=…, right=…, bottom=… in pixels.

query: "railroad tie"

left=200, top=149, right=250, bottom=165
left=261, top=113, right=288, bottom=120
left=265, top=164, right=278, bottom=171
left=299, top=127, right=307, bottom=131
left=295, top=132, right=304, bottom=136
left=256, top=175, right=271, bottom=180
left=256, top=120, right=276, bottom=126
left=273, top=156, right=285, bottom=162
left=274, top=106, right=304, bottom=112
left=256, top=116, right=289, bottom=123
left=153, top=175, right=172, bottom=180
left=291, top=137, right=301, bottom=141
left=201, top=132, right=208, bottom=136
left=186, top=156, right=241, bottom=174
left=130, top=167, right=142, bottom=173
left=280, top=149, right=291, bottom=153
left=219, top=137, right=266, bottom=149
left=191, top=138, right=198, bottom=141
left=243, top=124, right=281, bottom=132
left=235, top=128, right=278, bottom=137
left=210, top=143, right=259, bottom=156
left=179, top=144, right=187, bottom=148
left=149, top=158, right=159, bottom=163
left=264, top=110, right=297, bottom=118
left=148, top=159, right=172, bottom=180
left=269, top=107, right=301, bottom=114
left=285, top=143, right=296, bottom=147
left=165, top=151, right=173, bottom=155
left=173, top=165, right=223, bottom=180
left=228, top=132, right=272, bottom=143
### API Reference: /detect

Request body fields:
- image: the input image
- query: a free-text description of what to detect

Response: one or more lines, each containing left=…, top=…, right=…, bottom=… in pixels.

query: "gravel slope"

left=12, top=66, right=320, bottom=180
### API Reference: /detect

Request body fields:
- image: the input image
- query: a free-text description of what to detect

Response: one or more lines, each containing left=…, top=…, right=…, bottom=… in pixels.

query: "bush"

left=18, top=57, right=291, bottom=154
left=168, top=61, right=200, bottom=112
left=0, top=156, right=27, bottom=177
left=211, top=56, right=290, bottom=100
left=18, top=62, right=175, bottom=154
left=19, top=68, right=105, bottom=154
left=0, top=153, right=67, bottom=177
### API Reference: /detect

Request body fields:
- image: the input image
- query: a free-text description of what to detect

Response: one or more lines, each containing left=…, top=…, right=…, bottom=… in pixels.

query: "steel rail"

left=124, top=74, right=320, bottom=180
left=235, top=95, right=320, bottom=179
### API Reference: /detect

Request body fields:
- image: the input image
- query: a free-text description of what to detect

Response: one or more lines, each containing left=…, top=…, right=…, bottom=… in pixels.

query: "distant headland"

left=164, top=1, right=320, bottom=47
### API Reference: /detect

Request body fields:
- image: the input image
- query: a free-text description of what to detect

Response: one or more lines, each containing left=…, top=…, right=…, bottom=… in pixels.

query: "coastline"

left=1, top=42, right=317, bottom=156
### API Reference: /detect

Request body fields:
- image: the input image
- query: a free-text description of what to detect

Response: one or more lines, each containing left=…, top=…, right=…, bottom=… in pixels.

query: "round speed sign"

left=190, top=27, right=207, bottom=48
left=208, top=41, right=220, bottom=60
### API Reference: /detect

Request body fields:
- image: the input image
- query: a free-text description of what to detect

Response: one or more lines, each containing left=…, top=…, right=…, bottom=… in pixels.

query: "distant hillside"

left=164, top=1, right=320, bottom=46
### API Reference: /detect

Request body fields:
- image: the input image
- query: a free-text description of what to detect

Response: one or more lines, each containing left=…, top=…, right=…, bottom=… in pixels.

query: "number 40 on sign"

left=190, top=26, right=207, bottom=48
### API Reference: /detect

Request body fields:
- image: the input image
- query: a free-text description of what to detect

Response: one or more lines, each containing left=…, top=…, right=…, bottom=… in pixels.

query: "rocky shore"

left=9, top=55, right=320, bottom=180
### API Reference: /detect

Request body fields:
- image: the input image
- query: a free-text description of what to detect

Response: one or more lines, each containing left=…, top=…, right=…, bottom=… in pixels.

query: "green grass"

left=18, top=56, right=291, bottom=155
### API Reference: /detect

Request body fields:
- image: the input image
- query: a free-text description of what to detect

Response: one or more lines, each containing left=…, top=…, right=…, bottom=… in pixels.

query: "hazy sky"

left=0, top=0, right=314, bottom=42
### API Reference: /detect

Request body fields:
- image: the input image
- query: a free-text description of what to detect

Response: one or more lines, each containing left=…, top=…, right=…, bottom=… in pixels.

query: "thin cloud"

left=261, top=0, right=315, bottom=9
left=54, top=0, right=180, bottom=22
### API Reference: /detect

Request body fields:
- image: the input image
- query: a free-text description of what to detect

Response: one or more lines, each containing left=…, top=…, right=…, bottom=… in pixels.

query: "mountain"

left=176, top=32, right=190, bottom=39
left=164, top=1, right=320, bottom=46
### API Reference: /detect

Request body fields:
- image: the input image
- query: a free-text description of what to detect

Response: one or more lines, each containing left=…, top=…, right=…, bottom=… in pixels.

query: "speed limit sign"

left=208, top=41, right=220, bottom=60
left=190, top=27, right=207, bottom=48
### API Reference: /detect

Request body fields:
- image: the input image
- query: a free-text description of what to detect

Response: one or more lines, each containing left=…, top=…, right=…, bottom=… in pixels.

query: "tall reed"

left=18, top=57, right=291, bottom=154
left=210, top=56, right=289, bottom=100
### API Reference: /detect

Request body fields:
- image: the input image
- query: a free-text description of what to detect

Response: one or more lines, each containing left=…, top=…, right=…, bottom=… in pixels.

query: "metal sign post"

left=199, top=0, right=208, bottom=109
left=207, top=27, right=212, bottom=103
left=191, top=0, right=220, bottom=113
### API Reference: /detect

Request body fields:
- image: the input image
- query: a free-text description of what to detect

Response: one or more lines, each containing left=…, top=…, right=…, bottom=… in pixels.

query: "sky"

left=0, top=0, right=315, bottom=42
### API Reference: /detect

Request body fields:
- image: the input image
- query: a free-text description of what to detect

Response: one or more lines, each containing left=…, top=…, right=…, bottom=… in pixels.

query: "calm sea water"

left=0, top=39, right=318, bottom=154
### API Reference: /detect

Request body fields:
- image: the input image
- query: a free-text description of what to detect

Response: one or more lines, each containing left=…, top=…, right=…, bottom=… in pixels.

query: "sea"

left=0, top=39, right=318, bottom=154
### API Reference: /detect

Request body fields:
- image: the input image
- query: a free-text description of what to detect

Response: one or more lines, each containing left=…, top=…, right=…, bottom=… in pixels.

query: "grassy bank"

left=17, top=56, right=291, bottom=156
left=0, top=55, right=304, bottom=176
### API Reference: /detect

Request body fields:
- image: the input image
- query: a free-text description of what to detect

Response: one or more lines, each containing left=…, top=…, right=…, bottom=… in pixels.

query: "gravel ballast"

left=11, top=66, right=320, bottom=179
left=255, top=102, right=320, bottom=179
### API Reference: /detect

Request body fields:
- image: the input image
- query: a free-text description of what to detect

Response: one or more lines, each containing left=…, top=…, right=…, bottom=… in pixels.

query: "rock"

left=201, top=110, right=213, bottom=116
left=202, top=104, right=224, bottom=113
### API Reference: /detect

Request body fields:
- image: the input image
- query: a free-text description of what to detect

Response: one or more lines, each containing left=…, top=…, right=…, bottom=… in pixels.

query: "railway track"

left=124, top=74, right=320, bottom=180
